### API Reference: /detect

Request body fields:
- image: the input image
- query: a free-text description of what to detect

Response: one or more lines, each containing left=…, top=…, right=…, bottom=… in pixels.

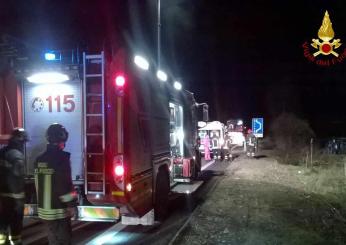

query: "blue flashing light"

left=45, top=52, right=56, bottom=61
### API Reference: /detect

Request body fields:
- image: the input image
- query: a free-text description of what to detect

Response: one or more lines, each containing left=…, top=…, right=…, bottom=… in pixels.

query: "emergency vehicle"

left=198, top=121, right=228, bottom=159
left=225, top=119, right=246, bottom=147
left=0, top=48, right=209, bottom=225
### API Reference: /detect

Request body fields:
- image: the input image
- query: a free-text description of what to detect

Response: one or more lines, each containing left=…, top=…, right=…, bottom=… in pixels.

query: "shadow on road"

left=254, top=155, right=267, bottom=159
left=199, top=170, right=224, bottom=180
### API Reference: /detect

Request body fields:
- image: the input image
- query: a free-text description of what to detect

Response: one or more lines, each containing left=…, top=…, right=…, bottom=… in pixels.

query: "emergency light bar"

left=27, top=72, right=69, bottom=84
left=198, top=121, right=207, bottom=128
left=45, top=52, right=56, bottom=60
left=44, top=51, right=61, bottom=61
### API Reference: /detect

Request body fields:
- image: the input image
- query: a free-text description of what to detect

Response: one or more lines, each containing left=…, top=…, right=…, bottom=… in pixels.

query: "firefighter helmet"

left=46, top=123, right=69, bottom=143
left=10, top=128, right=29, bottom=143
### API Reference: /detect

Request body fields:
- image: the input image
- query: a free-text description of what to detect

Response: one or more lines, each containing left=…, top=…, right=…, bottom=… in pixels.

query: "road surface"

left=23, top=150, right=242, bottom=244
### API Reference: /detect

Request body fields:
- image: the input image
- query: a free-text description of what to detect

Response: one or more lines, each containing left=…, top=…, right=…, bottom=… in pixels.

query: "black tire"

left=154, top=169, right=170, bottom=221
left=192, top=158, right=201, bottom=180
left=195, top=151, right=202, bottom=179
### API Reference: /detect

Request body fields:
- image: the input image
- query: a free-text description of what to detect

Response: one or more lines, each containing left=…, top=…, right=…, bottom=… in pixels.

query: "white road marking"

left=201, top=160, right=216, bottom=171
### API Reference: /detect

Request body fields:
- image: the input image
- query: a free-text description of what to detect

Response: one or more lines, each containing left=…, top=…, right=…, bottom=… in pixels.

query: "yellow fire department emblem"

left=311, top=11, right=342, bottom=57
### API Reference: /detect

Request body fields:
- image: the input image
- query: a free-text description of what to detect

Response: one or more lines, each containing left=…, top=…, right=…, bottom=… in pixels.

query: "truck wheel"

left=154, top=169, right=169, bottom=221
left=193, top=157, right=201, bottom=180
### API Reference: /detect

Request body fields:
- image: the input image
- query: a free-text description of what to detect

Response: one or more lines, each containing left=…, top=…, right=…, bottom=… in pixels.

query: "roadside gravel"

left=174, top=153, right=346, bottom=245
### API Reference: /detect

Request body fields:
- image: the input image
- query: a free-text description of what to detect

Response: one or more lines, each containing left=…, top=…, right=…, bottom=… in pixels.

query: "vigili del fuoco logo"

left=303, top=11, right=346, bottom=66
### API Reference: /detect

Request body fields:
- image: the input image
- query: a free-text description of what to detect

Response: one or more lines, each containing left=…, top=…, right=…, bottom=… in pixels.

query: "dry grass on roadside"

left=241, top=151, right=346, bottom=209
left=292, top=154, right=346, bottom=206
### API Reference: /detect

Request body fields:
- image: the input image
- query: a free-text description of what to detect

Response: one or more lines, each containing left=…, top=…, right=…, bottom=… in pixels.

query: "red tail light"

left=114, top=165, right=124, bottom=176
left=113, top=155, right=125, bottom=191
left=115, top=75, right=125, bottom=87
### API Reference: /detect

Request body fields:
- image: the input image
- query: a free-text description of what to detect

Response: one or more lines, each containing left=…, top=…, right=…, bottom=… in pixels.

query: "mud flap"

left=121, top=209, right=155, bottom=226
left=171, top=181, right=203, bottom=194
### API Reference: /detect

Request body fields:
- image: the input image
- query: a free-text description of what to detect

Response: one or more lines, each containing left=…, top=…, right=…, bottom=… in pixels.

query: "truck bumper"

left=77, top=206, right=120, bottom=222
left=24, top=204, right=120, bottom=222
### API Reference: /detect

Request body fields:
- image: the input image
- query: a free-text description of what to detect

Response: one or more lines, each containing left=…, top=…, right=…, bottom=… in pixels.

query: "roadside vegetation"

left=269, top=112, right=346, bottom=219
left=269, top=112, right=314, bottom=165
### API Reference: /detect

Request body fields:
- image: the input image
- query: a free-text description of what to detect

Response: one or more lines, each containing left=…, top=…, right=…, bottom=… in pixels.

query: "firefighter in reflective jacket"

left=34, top=124, right=77, bottom=245
left=246, top=129, right=257, bottom=157
left=0, top=128, right=28, bottom=245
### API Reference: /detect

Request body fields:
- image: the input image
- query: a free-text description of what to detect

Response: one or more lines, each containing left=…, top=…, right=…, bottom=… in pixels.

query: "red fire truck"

left=0, top=48, right=208, bottom=224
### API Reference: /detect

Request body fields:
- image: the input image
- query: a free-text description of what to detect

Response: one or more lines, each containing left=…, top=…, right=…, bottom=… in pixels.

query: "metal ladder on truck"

left=83, top=52, right=106, bottom=195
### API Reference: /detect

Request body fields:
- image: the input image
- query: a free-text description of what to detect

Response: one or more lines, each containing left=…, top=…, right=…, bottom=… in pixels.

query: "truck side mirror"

left=203, top=105, right=209, bottom=122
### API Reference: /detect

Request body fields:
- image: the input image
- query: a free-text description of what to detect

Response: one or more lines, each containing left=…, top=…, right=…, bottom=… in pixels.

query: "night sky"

left=1, top=0, right=346, bottom=137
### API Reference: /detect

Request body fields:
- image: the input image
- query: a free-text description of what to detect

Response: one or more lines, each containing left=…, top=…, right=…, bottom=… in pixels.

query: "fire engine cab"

left=0, top=47, right=209, bottom=225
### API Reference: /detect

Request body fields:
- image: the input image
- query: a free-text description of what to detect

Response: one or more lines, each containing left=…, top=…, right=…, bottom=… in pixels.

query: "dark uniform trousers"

left=0, top=146, right=25, bottom=245
left=0, top=196, right=24, bottom=245
left=45, top=218, right=71, bottom=245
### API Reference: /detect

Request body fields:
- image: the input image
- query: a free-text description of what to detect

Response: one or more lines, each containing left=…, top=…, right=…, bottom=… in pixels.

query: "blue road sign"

left=252, top=118, right=264, bottom=138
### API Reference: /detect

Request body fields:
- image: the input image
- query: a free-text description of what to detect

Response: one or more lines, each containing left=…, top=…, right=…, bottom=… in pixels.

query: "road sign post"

left=252, top=118, right=264, bottom=138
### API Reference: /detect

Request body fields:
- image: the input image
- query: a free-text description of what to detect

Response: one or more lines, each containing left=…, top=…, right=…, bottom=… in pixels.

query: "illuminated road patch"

left=84, top=223, right=128, bottom=245
left=201, top=160, right=216, bottom=171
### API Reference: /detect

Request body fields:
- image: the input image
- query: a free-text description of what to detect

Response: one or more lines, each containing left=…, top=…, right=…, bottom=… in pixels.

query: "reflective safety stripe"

left=0, top=234, right=7, bottom=245
left=111, top=191, right=124, bottom=196
left=34, top=172, right=39, bottom=199
left=38, top=207, right=69, bottom=220
left=9, top=235, right=22, bottom=244
left=0, top=192, right=25, bottom=199
left=38, top=207, right=68, bottom=214
left=59, top=191, right=77, bottom=203
left=43, top=174, right=52, bottom=209
left=78, top=206, right=119, bottom=220
left=10, top=240, right=22, bottom=245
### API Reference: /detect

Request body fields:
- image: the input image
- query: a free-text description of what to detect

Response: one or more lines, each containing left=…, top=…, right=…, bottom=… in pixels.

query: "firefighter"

left=246, top=129, right=257, bottom=157
left=0, top=128, right=28, bottom=245
left=34, top=123, right=77, bottom=245
left=210, top=130, right=219, bottom=159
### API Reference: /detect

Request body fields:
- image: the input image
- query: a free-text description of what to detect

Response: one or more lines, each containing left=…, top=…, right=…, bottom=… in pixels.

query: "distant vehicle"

left=225, top=119, right=245, bottom=147
left=198, top=121, right=227, bottom=159
left=326, top=138, right=346, bottom=154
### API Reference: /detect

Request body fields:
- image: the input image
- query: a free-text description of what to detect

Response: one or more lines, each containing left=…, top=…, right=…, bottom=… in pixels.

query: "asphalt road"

left=23, top=149, right=242, bottom=245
